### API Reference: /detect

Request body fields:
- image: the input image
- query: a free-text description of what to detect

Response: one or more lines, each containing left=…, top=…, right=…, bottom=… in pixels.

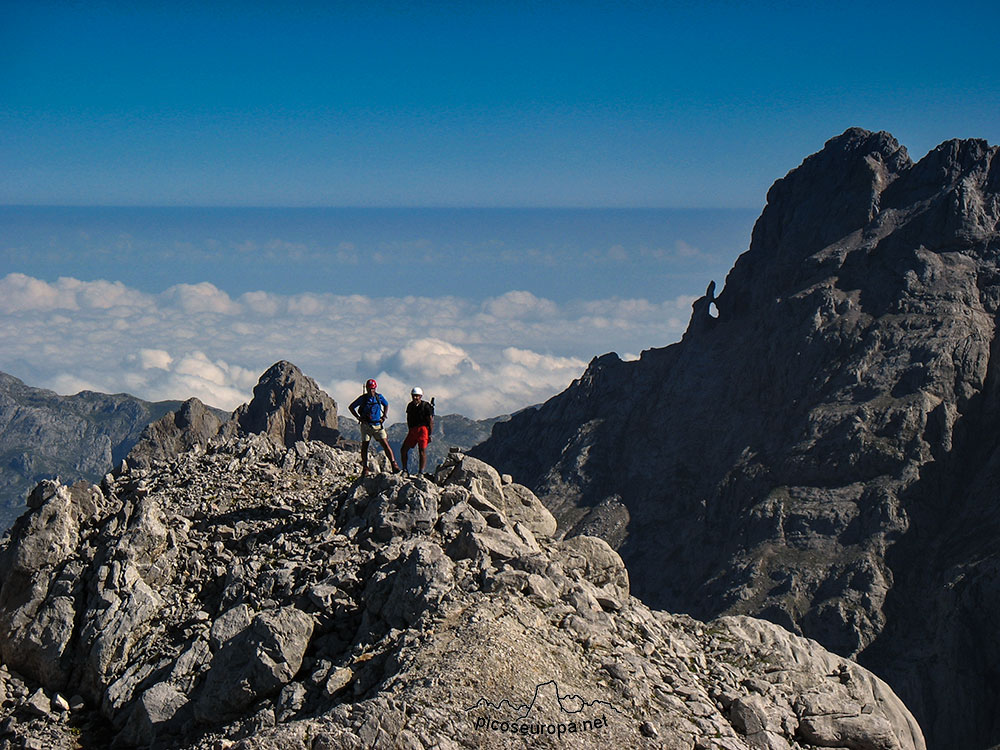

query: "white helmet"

left=411, top=387, right=423, bottom=396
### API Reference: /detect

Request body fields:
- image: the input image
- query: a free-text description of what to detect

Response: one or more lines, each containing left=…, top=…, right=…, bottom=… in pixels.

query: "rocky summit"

left=127, top=361, right=341, bottom=471
left=472, top=129, right=1000, bottom=749
left=0, top=430, right=923, bottom=750
left=219, top=361, right=340, bottom=448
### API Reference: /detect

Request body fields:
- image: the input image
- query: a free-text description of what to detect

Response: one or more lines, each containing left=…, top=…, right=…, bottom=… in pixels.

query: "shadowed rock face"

left=0, top=438, right=924, bottom=750
left=0, top=372, right=189, bottom=530
left=126, top=398, right=223, bottom=469
left=472, top=128, right=1000, bottom=749
left=221, top=360, right=340, bottom=447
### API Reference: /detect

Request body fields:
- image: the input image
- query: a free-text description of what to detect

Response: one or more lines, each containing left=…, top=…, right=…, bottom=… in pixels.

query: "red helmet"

left=366, top=379, right=377, bottom=390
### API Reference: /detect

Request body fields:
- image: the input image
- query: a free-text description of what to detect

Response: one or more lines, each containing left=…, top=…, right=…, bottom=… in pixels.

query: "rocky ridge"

left=0, top=371, right=208, bottom=532
left=0, top=432, right=923, bottom=750
left=0, top=363, right=498, bottom=528
left=472, top=129, right=1000, bottom=748
left=126, top=398, right=224, bottom=471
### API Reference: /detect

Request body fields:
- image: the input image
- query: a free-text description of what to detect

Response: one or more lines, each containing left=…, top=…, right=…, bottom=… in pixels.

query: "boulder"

left=500, top=482, right=557, bottom=537
left=195, top=606, right=314, bottom=721
left=553, top=534, right=630, bottom=603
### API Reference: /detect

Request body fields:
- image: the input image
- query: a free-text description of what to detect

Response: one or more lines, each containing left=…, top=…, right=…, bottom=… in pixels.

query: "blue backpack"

left=359, top=393, right=384, bottom=423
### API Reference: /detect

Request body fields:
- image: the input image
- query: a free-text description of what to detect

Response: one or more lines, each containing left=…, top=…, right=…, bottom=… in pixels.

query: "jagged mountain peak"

left=252, top=360, right=315, bottom=396
left=711, top=129, right=1000, bottom=325
left=224, top=360, right=340, bottom=447
left=473, top=130, right=1000, bottom=749
left=760, top=128, right=909, bottom=244
left=128, top=361, right=342, bottom=469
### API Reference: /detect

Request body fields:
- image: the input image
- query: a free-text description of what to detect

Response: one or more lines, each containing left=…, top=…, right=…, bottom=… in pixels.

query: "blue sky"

left=3, top=0, right=998, bottom=208
left=2, top=1, right=998, bottom=419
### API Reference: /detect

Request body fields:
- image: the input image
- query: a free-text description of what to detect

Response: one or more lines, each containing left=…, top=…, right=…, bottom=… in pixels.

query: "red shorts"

left=402, top=426, right=430, bottom=450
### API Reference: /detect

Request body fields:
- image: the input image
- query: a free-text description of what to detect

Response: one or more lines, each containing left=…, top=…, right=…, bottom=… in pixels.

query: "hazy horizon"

left=1, top=206, right=756, bottom=419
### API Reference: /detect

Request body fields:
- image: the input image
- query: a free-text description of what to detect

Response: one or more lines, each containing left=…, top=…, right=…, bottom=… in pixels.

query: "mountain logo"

left=465, top=680, right=622, bottom=739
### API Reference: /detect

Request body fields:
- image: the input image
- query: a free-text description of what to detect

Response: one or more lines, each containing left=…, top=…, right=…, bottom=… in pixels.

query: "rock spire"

left=127, top=361, right=342, bottom=470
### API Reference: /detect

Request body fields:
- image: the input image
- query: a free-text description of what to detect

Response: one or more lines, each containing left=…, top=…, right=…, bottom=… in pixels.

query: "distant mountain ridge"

left=0, top=371, right=226, bottom=531
left=473, top=128, right=1000, bottom=749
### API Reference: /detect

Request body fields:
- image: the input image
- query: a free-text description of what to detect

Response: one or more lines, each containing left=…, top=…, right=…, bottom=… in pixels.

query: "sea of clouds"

left=0, top=273, right=698, bottom=420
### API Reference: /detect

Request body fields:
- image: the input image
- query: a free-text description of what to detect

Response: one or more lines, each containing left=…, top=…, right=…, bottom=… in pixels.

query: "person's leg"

left=377, top=436, right=400, bottom=471
left=359, top=440, right=369, bottom=477
left=417, top=445, right=427, bottom=473
left=401, top=430, right=416, bottom=474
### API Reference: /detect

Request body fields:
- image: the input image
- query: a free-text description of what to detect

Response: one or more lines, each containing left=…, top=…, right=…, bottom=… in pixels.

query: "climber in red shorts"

left=400, top=387, right=435, bottom=475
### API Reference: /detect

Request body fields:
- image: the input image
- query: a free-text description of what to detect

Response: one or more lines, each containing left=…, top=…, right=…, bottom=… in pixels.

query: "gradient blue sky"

left=3, top=0, right=998, bottom=208
left=3, top=1, right=999, bottom=418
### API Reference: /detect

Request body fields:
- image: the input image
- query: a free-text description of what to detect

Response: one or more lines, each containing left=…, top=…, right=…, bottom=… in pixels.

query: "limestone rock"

left=220, top=361, right=339, bottom=448
left=195, top=606, right=314, bottom=721
left=0, top=435, right=924, bottom=750
left=435, top=452, right=506, bottom=512
left=127, top=397, right=222, bottom=469
left=124, top=361, right=342, bottom=471
left=500, top=481, right=557, bottom=537
left=0, top=480, right=112, bottom=689
left=554, top=534, right=630, bottom=604
left=0, top=370, right=191, bottom=530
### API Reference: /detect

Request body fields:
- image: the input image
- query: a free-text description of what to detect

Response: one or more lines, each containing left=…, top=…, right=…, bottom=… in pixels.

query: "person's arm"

left=349, top=396, right=361, bottom=421
left=380, top=394, right=388, bottom=423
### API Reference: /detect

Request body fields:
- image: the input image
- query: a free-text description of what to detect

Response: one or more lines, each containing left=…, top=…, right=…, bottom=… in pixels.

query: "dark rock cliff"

left=472, top=128, right=1000, bottom=749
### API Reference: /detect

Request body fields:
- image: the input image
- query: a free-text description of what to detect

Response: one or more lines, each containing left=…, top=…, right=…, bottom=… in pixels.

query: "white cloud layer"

left=0, top=273, right=699, bottom=420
